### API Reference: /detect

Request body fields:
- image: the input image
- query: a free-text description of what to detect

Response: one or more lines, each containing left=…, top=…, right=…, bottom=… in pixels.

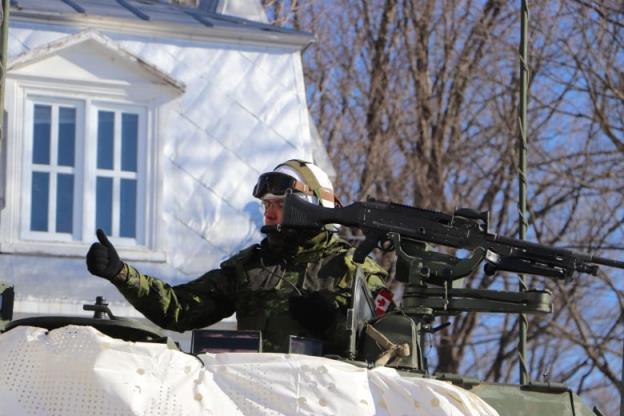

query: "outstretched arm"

left=113, top=265, right=236, bottom=332
left=86, top=229, right=235, bottom=332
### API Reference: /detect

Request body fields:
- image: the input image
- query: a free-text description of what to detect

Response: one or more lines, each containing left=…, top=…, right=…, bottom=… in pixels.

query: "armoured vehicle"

left=275, top=193, right=623, bottom=416
left=0, top=1, right=619, bottom=414
left=2, top=193, right=621, bottom=415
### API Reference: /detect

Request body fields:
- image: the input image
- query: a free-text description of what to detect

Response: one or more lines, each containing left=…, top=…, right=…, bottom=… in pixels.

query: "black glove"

left=86, top=229, right=123, bottom=280
left=289, top=291, right=338, bottom=336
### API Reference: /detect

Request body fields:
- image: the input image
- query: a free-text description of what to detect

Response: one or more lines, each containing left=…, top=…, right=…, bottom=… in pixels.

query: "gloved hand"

left=289, top=290, right=338, bottom=336
left=86, top=229, right=123, bottom=280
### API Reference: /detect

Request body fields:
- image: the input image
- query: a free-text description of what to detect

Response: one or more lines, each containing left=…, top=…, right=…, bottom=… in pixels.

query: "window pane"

left=121, top=113, right=138, bottom=172
left=31, top=172, right=49, bottom=231
left=33, top=105, right=51, bottom=165
left=120, top=179, right=136, bottom=238
left=56, top=174, right=74, bottom=234
left=96, top=177, right=113, bottom=235
left=58, top=107, right=76, bottom=167
left=97, top=111, right=114, bottom=170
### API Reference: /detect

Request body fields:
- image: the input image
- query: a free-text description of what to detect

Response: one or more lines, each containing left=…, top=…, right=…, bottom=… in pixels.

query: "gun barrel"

left=590, top=255, right=624, bottom=270
left=489, top=235, right=624, bottom=275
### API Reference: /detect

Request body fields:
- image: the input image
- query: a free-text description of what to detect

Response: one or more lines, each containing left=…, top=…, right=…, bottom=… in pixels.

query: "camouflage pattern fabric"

left=113, top=230, right=387, bottom=353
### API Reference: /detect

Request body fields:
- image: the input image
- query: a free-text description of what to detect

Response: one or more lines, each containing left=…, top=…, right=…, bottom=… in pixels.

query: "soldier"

left=86, top=159, right=387, bottom=354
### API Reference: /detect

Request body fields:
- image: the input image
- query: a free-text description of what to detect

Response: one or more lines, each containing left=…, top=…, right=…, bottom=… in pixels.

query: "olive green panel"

left=0, top=282, right=14, bottom=331
left=471, top=383, right=596, bottom=416
left=388, top=371, right=598, bottom=415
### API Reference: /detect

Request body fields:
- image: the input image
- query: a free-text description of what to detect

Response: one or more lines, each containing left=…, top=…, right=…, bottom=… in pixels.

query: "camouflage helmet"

left=253, top=159, right=337, bottom=208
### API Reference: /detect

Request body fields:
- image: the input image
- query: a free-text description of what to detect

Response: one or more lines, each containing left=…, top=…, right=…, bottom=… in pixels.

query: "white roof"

left=10, top=0, right=315, bottom=48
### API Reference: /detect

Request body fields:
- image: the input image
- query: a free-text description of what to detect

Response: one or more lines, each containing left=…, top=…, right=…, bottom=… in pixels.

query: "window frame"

left=1, top=76, right=165, bottom=261
left=21, top=96, right=85, bottom=243
left=87, top=102, right=148, bottom=246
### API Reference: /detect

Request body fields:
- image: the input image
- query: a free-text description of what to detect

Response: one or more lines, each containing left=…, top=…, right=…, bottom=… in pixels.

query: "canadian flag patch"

left=374, top=288, right=394, bottom=316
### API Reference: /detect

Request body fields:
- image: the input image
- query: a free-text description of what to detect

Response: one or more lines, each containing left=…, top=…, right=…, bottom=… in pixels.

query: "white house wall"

left=1, top=24, right=314, bottom=318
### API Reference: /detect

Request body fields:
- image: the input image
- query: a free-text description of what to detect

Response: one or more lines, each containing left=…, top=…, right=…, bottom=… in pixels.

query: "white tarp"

left=0, top=326, right=500, bottom=416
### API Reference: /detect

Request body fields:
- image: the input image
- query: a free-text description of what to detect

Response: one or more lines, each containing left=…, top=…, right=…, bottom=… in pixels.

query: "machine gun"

left=280, top=193, right=624, bottom=281
left=279, top=194, right=624, bottom=370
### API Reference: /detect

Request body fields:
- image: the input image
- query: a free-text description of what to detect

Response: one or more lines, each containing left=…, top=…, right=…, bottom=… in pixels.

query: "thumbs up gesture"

left=86, top=229, right=124, bottom=280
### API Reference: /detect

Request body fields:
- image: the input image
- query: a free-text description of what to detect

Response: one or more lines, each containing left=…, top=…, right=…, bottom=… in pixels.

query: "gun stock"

left=281, top=193, right=362, bottom=229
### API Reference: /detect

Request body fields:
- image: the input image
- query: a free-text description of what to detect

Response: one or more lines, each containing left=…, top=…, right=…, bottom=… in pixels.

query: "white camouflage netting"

left=0, top=326, right=499, bottom=416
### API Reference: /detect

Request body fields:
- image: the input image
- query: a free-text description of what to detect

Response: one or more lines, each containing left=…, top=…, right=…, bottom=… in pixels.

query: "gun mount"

left=280, top=193, right=623, bottom=374
left=3, top=296, right=170, bottom=344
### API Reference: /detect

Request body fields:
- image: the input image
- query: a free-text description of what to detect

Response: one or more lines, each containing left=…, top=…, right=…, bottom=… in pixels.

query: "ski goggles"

left=252, top=172, right=311, bottom=199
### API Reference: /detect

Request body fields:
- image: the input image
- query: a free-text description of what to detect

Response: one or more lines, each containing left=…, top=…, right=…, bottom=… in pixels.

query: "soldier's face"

left=262, top=198, right=284, bottom=225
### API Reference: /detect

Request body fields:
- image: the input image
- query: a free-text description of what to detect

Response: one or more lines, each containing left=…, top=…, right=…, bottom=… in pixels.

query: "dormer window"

left=1, top=30, right=184, bottom=258
left=23, top=98, right=147, bottom=244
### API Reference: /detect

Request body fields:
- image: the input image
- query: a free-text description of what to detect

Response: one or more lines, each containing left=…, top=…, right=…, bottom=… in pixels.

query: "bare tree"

left=264, top=1, right=624, bottom=412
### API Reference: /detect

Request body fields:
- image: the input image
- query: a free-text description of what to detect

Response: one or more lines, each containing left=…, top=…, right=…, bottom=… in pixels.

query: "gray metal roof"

left=9, top=0, right=314, bottom=48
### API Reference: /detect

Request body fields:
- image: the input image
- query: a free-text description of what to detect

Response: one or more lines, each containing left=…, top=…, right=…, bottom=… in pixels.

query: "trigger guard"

left=379, top=238, right=394, bottom=252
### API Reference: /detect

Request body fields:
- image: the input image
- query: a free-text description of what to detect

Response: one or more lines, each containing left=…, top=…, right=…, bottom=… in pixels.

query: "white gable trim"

left=9, top=29, right=186, bottom=94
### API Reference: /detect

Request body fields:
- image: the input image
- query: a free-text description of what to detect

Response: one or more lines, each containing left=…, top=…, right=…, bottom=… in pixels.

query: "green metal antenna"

left=518, top=0, right=530, bottom=386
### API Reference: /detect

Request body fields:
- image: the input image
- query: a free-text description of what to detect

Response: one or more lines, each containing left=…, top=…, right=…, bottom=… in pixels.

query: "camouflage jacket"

left=113, top=230, right=387, bottom=353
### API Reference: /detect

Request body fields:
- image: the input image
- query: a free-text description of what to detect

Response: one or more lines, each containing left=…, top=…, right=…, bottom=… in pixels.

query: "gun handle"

left=353, top=232, right=382, bottom=263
